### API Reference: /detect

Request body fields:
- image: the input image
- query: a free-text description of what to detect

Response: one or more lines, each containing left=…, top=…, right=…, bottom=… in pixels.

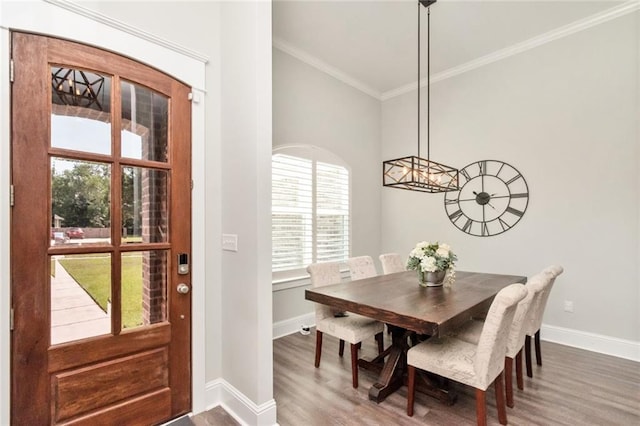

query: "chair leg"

left=407, top=365, right=416, bottom=416
left=535, top=329, right=542, bottom=366
left=339, top=339, right=345, bottom=357
left=350, top=343, right=359, bottom=388
left=315, top=331, right=323, bottom=368
left=375, top=332, right=384, bottom=354
left=494, top=372, right=507, bottom=425
left=515, top=349, right=524, bottom=391
left=505, top=357, right=514, bottom=408
left=475, top=388, right=487, bottom=426
left=525, top=335, right=533, bottom=378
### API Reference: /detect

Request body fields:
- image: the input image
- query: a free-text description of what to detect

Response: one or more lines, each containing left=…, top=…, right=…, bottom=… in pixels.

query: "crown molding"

left=381, top=0, right=640, bottom=100
left=43, top=0, right=209, bottom=64
left=273, top=36, right=382, bottom=100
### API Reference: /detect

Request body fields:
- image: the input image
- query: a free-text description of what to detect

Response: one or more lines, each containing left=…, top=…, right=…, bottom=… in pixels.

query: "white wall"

left=272, top=48, right=382, bottom=324
left=382, top=12, right=639, bottom=345
left=220, top=0, right=275, bottom=415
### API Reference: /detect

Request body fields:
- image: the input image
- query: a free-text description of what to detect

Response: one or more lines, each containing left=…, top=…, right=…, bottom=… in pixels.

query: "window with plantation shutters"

left=272, top=147, right=350, bottom=281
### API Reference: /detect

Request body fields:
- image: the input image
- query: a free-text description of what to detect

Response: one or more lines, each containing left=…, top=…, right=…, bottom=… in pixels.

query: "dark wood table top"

left=305, top=270, right=527, bottom=337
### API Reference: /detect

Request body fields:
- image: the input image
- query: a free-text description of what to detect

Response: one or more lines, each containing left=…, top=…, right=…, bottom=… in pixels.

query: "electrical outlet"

left=222, top=234, right=238, bottom=252
left=563, top=300, right=574, bottom=313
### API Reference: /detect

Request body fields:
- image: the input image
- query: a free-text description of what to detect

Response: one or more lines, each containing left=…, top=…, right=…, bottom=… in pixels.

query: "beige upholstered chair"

left=346, top=255, right=377, bottom=281
left=378, top=253, right=405, bottom=274
left=406, top=283, right=527, bottom=426
left=454, top=272, right=550, bottom=407
left=307, top=262, right=384, bottom=388
left=525, top=265, right=564, bottom=377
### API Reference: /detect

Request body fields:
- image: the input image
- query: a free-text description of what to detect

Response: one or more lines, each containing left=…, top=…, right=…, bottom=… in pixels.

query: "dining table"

left=305, top=270, right=527, bottom=404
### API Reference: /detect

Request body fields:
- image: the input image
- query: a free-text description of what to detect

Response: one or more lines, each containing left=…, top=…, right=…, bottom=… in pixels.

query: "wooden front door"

left=10, top=33, right=192, bottom=425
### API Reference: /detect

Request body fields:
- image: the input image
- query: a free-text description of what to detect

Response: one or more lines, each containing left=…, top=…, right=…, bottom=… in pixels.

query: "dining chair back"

left=406, top=283, right=527, bottom=426
left=454, top=271, right=552, bottom=407
left=525, top=265, right=564, bottom=377
left=379, top=253, right=405, bottom=274
left=307, top=261, right=342, bottom=323
left=346, top=256, right=377, bottom=281
left=473, top=284, right=528, bottom=390
left=306, top=262, right=384, bottom=388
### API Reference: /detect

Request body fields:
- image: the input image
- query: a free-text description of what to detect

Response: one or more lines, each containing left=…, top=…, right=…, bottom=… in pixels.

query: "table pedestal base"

left=358, top=325, right=456, bottom=405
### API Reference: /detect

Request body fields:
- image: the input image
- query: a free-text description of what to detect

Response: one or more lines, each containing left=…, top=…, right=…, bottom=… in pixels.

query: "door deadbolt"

left=177, top=283, right=190, bottom=294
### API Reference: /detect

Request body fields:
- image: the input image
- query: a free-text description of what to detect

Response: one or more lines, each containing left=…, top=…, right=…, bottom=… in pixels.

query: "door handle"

left=177, top=283, right=190, bottom=294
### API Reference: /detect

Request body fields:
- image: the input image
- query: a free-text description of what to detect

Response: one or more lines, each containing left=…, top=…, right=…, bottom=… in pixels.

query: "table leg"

left=367, top=325, right=408, bottom=403
left=359, top=325, right=457, bottom=405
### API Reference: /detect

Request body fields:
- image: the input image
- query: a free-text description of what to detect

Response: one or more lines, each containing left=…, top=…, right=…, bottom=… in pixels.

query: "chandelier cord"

left=417, top=2, right=432, bottom=162
left=427, top=6, right=431, bottom=163
left=417, top=1, right=421, bottom=160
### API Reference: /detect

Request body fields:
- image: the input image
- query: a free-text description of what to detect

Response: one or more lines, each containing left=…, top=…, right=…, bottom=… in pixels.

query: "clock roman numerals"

left=477, top=160, right=487, bottom=175
left=506, top=206, right=524, bottom=217
left=448, top=209, right=464, bottom=221
left=460, top=168, right=471, bottom=182
left=506, top=174, right=523, bottom=185
left=445, top=198, right=459, bottom=205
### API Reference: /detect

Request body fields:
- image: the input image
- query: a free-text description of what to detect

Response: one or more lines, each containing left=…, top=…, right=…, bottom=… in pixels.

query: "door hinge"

left=191, top=180, right=194, bottom=190
left=10, top=308, right=14, bottom=331
left=10, top=184, right=14, bottom=207
left=188, top=92, right=200, bottom=103
left=9, top=59, right=14, bottom=83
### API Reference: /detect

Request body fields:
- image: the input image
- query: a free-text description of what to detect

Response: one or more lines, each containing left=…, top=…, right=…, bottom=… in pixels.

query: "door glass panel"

left=122, top=251, right=167, bottom=330
left=51, top=66, right=111, bottom=155
left=121, top=81, right=168, bottom=162
left=51, top=158, right=111, bottom=246
left=51, top=253, right=112, bottom=345
left=121, top=166, right=168, bottom=243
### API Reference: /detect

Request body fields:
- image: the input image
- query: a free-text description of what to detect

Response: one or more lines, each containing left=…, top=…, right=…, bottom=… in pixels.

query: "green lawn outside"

left=58, top=254, right=144, bottom=329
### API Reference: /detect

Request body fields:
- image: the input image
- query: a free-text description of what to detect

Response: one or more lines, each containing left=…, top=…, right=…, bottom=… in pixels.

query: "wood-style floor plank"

left=192, top=329, right=639, bottom=425
left=271, top=328, right=640, bottom=426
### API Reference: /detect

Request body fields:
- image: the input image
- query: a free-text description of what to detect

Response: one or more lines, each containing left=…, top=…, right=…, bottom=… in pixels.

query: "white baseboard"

left=205, top=379, right=278, bottom=426
left=541, top=324, right=640, bottom=362
left=272, top=312, right=315, bottom=339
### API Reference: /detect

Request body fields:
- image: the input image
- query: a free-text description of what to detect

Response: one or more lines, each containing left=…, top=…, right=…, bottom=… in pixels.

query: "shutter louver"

left=316, top=161, right=349, bottom=263
left=272, top=154, right=313, bottom=272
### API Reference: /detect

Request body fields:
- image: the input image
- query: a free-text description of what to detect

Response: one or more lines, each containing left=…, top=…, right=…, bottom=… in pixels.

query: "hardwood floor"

left=191, top=329, right=638, bottom=425
left=272, top=328, right=640, bottom=426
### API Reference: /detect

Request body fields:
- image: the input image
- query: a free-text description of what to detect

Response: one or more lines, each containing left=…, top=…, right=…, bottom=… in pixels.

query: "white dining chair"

left=406, top=283, right=527, bottom=426
left=525, top=265, right=564, bottom=378
left=454, top=271, right=550, bottom=408
left=379, top=253, right=405, bottom=274
left=346, top=255, right=378, bottom=281
left=306, top=261, right=385, bottom=388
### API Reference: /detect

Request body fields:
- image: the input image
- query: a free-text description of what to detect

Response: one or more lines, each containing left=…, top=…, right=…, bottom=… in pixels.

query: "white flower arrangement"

left=406, top=241, right=457, bottom=285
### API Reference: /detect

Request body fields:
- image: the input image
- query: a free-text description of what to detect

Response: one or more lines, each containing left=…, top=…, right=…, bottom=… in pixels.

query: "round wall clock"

left=444, top=160, right=529, bottom=237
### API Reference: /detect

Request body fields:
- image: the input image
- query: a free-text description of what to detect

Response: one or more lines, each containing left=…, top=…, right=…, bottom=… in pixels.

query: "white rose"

left=410, top=248, right=424, bottom=259
left=436, top=247, right=449, bottom=258
left=421, top=256, right=437, bottom=272
left=440, top=243, right=451, bottom=252
left=416, top=241, right=429, bottom=249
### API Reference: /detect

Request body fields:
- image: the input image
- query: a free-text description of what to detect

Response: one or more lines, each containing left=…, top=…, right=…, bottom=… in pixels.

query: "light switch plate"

left=222, top=233, right=238, bottom=252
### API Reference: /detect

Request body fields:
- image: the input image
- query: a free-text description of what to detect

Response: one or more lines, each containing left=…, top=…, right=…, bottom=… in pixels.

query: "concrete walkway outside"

left=51, top=258, right=110, bottom=345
